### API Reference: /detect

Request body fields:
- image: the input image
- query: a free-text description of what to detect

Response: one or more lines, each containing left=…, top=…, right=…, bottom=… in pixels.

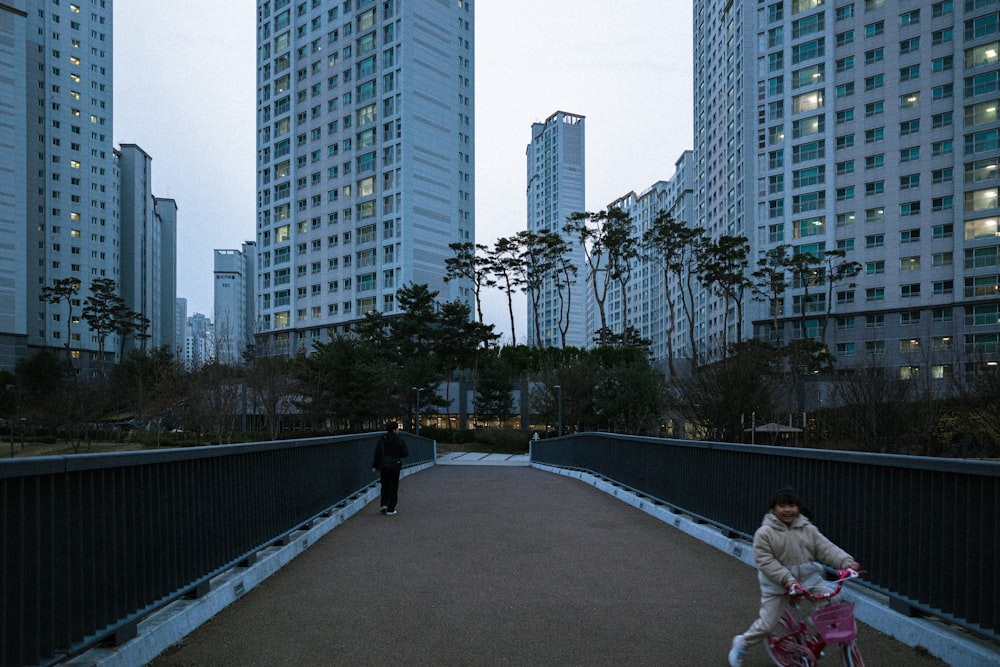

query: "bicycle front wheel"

left=766, top=636, right=816, bottom=667
left=839, top=641, right=865, bottom=667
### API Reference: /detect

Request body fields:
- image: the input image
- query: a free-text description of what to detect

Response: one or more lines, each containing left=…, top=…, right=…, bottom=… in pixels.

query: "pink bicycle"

left=765, top=569, right=865, bottom=667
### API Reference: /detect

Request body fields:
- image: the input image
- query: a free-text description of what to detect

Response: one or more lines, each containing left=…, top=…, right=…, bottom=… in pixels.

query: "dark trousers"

left=379, top=463, right=401, bottom=511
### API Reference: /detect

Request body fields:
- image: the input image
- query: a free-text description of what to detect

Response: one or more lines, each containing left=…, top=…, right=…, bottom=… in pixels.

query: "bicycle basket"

left=811, top=602, right=857, bottom=644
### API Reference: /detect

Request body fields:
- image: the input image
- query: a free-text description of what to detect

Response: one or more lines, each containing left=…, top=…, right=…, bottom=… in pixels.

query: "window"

left=865, top=47, right=884, bottom=65
left=932, top=196, right=953, bottom=212
left=899, top=119, right=920, bottom=135
left=933, top=84, right=954, bottom=101
left=837, top=134, right=855, bottom=149
left=836, top=109, right=855, bottom=124
left=932, top=1, right=953, bottom=18
left=965, top=217, right=999, bottom=240
left=967, top=40, right=999, bottom=69
left=932, top=112, right=953, bottom=128
left=966, top=12, right=1000, bottom=40
left=865, top=21, right=884, bottom=38
left=866, top=287, right=885, bottom=302
left=899, top=65, right=920, bottom=82
left=901, top=202, right=921, bottom=217
left=932, top=28, right=953, bottom=45
left=865, top=180, right=885, bottom=196
left=965, top=129, right=1000, bottom=153
left=967, top=157, right=999, bottom=183
left=793, top=166, right=825, bottom=188
left=933, top=252, right=954, bottom=268
left=836, top=56, right=855, bottom=72
left=932, top=140, right=953, bottom=156
left=900, top=9, right=920, bottom=27
left=837, top=212, right=856, bottom=227
left=866, top=260, right=885, bottom=275
left=900, top=228, right=921, bottom=243
left=866, top=341, right=886, bottom=355
left=900, top=147, right=920, bottom=163
left=901, top=311, right=921, bottom=326
left=836, top=82, right=855, bottom=98
left=966, top=100, right=999, bottom=126
left=865, top=207, right=884, bottom=224
left=933, top=308, right=953, bottom=323
left=865, top=100, right=884, bottom=117
left=865, top=233, right=884, bottom=248
left=792, top=38, right=825, bottom=64
left=899, top=93, right=920, bottom=109
left=965, top=187, right=1000, bottom=212
left=900, top=37, right=920, bottom=55
left=865, top=127, right=884, bottom=143
left=933, top=224, right=954, bottom=239
left=933, top=281, right=954, bottom=296
left=837, top=160, right=855, bottom=175
left=900, top=174, right=920, bottom=190
left=793, top=64, right=825, bottom=88
left=837, top=238, right=856, bottom=252
left=900, top=256, right=921, bottom=271
left=866, top=315, right=885, bottom=329
left=865, top=74, right=884, bottom=91
left=932, top=56, right=954, bottom=73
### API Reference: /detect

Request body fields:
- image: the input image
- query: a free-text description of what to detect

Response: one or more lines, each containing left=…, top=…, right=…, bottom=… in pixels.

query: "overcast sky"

left=113, top=1, right=693, bottom=343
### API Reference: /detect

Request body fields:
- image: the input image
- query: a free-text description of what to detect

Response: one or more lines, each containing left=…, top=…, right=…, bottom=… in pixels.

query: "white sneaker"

left=728, top=634, right=746, bottom=667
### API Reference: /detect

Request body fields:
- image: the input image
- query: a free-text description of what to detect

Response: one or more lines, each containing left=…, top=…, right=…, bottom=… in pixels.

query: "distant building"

left=183, top=312, right=214, bottom=371
left=526, top=111, right=588, bottom=348
left=175, top=298, right=188, bottom=359
left=253, top=0, right=476, bottom=356
left=214, top=243, right=256, bottom=365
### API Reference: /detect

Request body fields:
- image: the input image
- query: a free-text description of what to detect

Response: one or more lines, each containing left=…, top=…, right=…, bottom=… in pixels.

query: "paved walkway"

left=140, top=463, right=955, bottom=667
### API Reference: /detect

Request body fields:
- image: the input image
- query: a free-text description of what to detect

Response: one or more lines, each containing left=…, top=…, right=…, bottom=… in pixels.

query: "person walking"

left=372, top=421, right=408, bottom=515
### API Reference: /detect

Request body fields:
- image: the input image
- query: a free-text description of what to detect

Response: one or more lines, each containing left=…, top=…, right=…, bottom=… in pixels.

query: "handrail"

left=0, top=433, right=434, bottom=666
left=531, top=433, right=1000, bottom=643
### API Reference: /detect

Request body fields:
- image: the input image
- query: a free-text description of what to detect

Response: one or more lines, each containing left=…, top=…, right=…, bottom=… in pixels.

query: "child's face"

left=774, top=502, right=800, bottom=525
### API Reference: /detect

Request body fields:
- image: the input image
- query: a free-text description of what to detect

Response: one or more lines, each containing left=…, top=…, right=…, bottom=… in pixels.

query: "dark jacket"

left=373, top=431, right=408, bottom=469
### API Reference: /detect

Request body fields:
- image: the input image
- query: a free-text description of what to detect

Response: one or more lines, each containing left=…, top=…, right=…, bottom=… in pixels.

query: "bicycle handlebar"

left=788, top=569, right=863, bottom=600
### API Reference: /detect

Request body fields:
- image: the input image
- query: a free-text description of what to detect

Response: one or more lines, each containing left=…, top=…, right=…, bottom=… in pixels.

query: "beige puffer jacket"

left=752, top=511, right=855, bottom=595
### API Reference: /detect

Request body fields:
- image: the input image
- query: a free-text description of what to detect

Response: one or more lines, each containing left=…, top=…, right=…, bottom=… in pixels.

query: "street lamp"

left=554, top=385, right=563, bottom=437
left=412, top=386, right=424, bottom=437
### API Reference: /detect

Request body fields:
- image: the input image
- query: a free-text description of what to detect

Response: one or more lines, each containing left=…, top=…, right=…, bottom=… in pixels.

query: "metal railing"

left=0, top=434, right=434, bottom=667
left=530, top=433, right=1000, bottom=643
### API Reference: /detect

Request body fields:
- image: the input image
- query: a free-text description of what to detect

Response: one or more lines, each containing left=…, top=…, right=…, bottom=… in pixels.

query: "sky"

left=113, top=1, right=694, bottom=344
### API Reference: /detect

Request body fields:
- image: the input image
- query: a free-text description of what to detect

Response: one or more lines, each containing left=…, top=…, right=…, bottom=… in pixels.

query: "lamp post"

left=412, top=386, right=423, bottom=436
left=554, top=385, right=563, bottom=437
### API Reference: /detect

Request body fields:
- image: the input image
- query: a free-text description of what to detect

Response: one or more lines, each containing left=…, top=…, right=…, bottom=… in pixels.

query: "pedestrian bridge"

left=2, top=435, right=998, bottom=666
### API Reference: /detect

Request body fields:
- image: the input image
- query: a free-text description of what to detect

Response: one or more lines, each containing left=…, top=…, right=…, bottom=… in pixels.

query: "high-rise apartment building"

left=606, top=151, right=697, bottom=367
left=119, top=144, right=177, bottom=355
left=693, top=0, right=1000, bottom=384
left=526, top=111, right=588, bottom=348
left=214, top=242, right=257, bottom=365
left=0, top=3, right=176, bottom=374
left=254, top=0, right=475, bottom=356
left=0, top=0, right=119, bottom=373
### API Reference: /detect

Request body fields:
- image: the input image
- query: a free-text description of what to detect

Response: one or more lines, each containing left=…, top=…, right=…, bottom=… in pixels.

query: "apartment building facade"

left=690, top=0, right=1000, bottom=381
left=0, top=2, right=178, bottom=374
left=254, top=0, right=475, bottom=356
left=525, top=111, right=588, bottom=348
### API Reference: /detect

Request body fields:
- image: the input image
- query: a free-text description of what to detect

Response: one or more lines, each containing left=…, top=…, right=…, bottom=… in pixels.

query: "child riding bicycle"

left=728, top=488, right=861, bottom=667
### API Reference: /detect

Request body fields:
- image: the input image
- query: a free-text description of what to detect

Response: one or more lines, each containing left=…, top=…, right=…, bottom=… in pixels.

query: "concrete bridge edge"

left=530, top=462, right=999, bottom=667
left=64, top=462, right=435, bottom=667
